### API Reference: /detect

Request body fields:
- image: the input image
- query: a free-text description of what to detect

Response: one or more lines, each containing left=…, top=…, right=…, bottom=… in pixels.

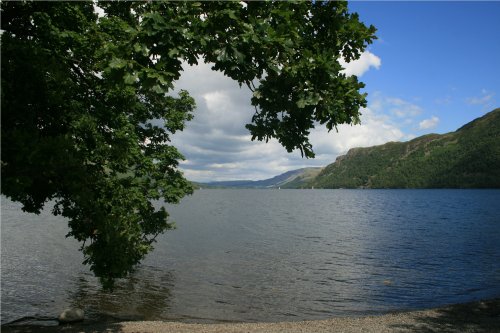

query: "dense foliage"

left=1, top=1, right=376, bottom=288
left=312, top=109, right=500, bottom=189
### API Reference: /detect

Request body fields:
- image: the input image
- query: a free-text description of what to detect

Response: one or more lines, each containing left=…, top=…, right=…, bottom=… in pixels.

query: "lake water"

left=2, top=189, right=500, bottom=325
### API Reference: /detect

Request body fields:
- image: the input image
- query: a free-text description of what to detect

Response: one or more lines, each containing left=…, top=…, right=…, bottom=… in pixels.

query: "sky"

left=170, top=1, right=500, bottom=182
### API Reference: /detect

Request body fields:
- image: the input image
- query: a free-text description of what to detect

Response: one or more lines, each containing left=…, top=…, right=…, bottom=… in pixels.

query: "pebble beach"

left=2, top=298, right=499, bottom=333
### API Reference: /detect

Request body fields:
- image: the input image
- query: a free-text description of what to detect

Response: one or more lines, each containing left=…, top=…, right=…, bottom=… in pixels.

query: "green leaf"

left=1, top=0, right=376, bottom=290
left=151, top=85, right=165, bottom=94
left=168, top=48, right=180, bottom=58
left=123, top=72, right=137, bottom=85
left=109, top=57, right=127, bottom=69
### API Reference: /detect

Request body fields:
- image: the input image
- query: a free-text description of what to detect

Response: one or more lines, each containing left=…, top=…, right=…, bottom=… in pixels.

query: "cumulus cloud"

left=418, top=116, right=439, bottom=130
left=309, top=107, right=405, bottom=158
left=170, top=56, right=405, bottom=182
left=339, top=51, right=381, bottom=77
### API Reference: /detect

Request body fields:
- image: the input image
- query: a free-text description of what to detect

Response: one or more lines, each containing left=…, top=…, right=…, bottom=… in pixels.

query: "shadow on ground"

left=2, top=299, right=500, bottom=333
left=389, top=298, right=500, bottom=333
left=1, top=322, right=126, bottom=333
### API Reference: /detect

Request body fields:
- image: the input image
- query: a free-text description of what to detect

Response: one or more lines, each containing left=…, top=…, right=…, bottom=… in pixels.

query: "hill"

left=200, top=167, right=323, bottom=189
left=311, top=108, right=500, bottom=188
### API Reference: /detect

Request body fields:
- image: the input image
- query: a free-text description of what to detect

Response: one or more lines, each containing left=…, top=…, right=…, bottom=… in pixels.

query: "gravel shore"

left=3, top=298, right=499, bottom=333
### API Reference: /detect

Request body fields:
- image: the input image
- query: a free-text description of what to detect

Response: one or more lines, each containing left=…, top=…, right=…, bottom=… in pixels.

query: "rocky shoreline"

left=2, top=298, right=499, bottom=333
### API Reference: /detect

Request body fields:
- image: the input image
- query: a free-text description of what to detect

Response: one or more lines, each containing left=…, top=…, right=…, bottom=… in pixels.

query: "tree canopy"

left=1, top=1, right=376, bottom=288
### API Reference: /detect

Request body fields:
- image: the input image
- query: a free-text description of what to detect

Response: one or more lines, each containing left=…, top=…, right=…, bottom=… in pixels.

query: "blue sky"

left=171, top=1, right=500, bottom=182
left=350, top=1, right=499, bottom=132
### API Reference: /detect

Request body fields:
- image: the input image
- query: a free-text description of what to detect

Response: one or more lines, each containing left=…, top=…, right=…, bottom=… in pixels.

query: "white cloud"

left=466, top=89, right=495, bottom=105
left=93, top=4, right=105, bottom=18
left=418, top=116, right=439, bottom=130
left=310, top=107, right=405, bottom=156
left=386, top=98, right=423, bottom=118
left=170, top=59, right=408, bottom=182
left=340, top=51, right=381, bottom=77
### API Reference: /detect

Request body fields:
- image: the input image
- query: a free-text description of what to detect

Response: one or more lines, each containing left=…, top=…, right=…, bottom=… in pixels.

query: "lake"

left=2, top=189, right=500, bottom=325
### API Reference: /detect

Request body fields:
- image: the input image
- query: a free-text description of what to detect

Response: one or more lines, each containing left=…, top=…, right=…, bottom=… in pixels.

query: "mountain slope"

left=312, top=108, right=500, bottom=188
left=201, top=167, right=323, bottom=189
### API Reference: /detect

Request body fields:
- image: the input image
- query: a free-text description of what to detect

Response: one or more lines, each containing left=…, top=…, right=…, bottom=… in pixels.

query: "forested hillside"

left=312, top=108, right=500, bottom=188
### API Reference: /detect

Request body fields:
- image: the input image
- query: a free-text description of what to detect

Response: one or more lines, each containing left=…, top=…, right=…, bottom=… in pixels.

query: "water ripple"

left=2, top=189, right=500, bottom=323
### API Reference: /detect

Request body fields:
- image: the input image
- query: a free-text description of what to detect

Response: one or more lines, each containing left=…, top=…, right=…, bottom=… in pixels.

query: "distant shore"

left=3, top=298, right=499, bottom=333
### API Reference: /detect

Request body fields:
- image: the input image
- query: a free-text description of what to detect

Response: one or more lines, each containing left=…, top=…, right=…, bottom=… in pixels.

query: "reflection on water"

left=68, top=267, right=175, bottom=322
left=2, top=190, right=500, bottom=324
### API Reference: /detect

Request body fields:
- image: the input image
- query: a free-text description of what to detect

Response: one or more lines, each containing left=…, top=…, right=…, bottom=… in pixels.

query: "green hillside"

left=312, top=108, right=500, bottom=189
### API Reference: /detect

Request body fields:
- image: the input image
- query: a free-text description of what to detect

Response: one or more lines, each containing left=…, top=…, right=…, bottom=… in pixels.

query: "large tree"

left=1, top=1, right=376, bottom=288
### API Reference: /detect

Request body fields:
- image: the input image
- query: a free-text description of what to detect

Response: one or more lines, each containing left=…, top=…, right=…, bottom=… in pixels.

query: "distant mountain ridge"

left=194, top=108, right=500, bottom=189
left=312, top=108, right=500, bottom=188
left=199, top=167, right=323, bottom=189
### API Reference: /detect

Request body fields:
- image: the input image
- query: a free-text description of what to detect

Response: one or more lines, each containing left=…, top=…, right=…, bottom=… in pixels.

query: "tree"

left=1, top=1, right=376, bottom=288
